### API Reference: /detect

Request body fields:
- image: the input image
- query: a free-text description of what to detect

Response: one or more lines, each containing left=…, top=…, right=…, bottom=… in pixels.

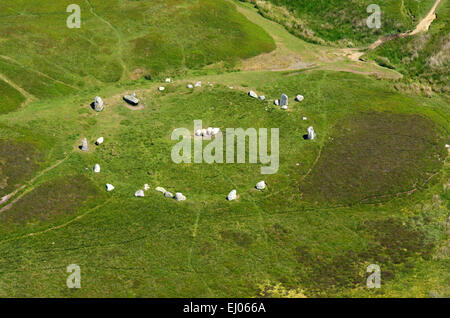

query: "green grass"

left=0, top=79, right=25, bottom=114
left=0, top=69, right=448, bottom=297
left=364, top=0, right=449, bottom=91
left=0, top=0, right=448, bottom=298
left=0, top=0, right=275, bottom=103
left=242, top=0, right=437, bottom=45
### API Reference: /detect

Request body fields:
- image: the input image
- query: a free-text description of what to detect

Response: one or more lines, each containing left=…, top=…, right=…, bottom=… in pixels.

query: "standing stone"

left=280, top=94, right=288, bottom=106
left=135, top=190, right=145, bottom=197
left=187, top=84, right=194, bottom=89
left=248, top=91, right=258, bottom=99
left=255, top=181, right=266, bottom=190
left=144, top=184, right=150, bottom=191
left=295, top=94, right=304, bottom=102
left=81, top=138, right=88, bottom=151
left=227, top=189, right=237, bottom=201
left=94, top=96, right=104, bottom=112
left=274, top=99, right=279, bottom=106
left=106, top=184, right=115, bottom=192
left=93, top=164, right=100, bottom=173
left=302, top=117, right=307, bottom=121
left=165, top=78, right=172, bottom=83
left=174, top=192, right=186, bottom=201
left=307, top=126, right=316, bottom=140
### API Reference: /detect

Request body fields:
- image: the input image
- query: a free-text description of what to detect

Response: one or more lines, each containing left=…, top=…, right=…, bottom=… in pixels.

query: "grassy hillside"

left=241, top=0, right=436, bottom=46
left=364, top=0, right=449, bottom=92
left=0, top=69, right=448, bottom=297
left=0, top=0, right=275, bottom=102
left=0, top=0, right=448, bottom=298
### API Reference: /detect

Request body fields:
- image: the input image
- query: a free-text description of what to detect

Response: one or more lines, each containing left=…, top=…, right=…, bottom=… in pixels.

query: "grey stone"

left=123, top=92, right=139, bottom=106
left=255, top=181, right=266, bottom=190
left=81, top=138, right=88, bottom=151
left=135, top=190, right=145, bottom=197
left=227, top=189, right=237, bottom=201
left=295, top=94, right=304, bottom=102
left=94, top=96, right=104, bottom=112
left=307, top=126, right=316, bottom=140
left=280, top=94, right=288, bottom=106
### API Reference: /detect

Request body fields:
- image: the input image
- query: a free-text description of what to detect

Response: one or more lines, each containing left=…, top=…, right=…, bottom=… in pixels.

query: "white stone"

left=446, top=144, right=450, bottom=148
left=94, top=96, right=104, bottom=112
left=212, top=128, right=221, bottom=135
left=158, top=86, right=165, bottom=91
left=81, top=138, right=88, bottom=151
left=281, top=105, right=288, bottom=110
left=164, top=191, right=173, bottom=198
left=93, top=164, right=100, bottom=173
left=302, top=117, right=307, bottom=121
left=295, top=94, right=304, bottom=102
left=106, top=184, right=115, bottom=192
left=96, top=137, right=104, bottom=145
left=206, top=127, right=213, bottom=136
left=195, top=81, right=202, bottom=87
left=165, top=78, right=171, bottom=83
left=248, top=91, right=258, bottom=98
left=155, top=187, right=166, bottom=193
left=135, top=190, right=145, bottom=197
left=227, top=189, right=237, bottom=201
left=255, top=181, right=266, bottom=190
left=307, top=126, right=316, bottom=140
left=174, top=192, right=186, bottom=201
left=144, top=184, right=150, bottom=191
left=187, top=84, right=194, bottom=89
left=274, top=100, right=279, bottom=106
left=259, top=95, right=266, bottom=101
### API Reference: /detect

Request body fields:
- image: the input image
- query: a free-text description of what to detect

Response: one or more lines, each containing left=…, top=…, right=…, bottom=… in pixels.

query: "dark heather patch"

left=300, top=112, right=445, bottom=205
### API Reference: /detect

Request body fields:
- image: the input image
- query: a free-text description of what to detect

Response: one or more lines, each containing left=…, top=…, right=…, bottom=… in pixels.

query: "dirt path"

left=368, top=0, right=440, bottom=50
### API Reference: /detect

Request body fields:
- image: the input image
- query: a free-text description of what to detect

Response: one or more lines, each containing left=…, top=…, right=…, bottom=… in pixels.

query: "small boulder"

left=164, top=191, right=173, bottom=198
left=295, top=95, right=304, bottom=102
left=106, top=184, right=115, bottom=192
left=227, top=189, right=237, bottom=201
left=155, top=187, right=166, bottom=193
left=274, top=100, right=279, bottom=106
left=259, top=95, right=266, bottom=101
left=165, top=78, right=172, bottom=83
left=195, top=81, right=202, bottom=87
left=255, top=181, right=266, bottom=190
left=302, top=117, right=307, bottom=121
left=93, top=164, right=100, bottom=173
left=187, top=84, right=194, bottom=89
left=135, top=190, right=145, bottom=197
left=174, top=192, right=186, bottom=201
left=95, top=137, right=104, bottom=145
left=281, top=105, right=288, bottom=110
left=144, top=184, right=150, bottom=191
left=248, top=91, right=258, bottom=99
left=158, top=86, right=165, bottom=91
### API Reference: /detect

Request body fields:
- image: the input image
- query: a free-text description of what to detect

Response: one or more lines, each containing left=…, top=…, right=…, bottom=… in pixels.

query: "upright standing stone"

left=307, top=126, right=316, bottom=140
left=255, top=181, right=266, bottom=190
left=94, top=96, right=104, bottom=112
left=81, top=138, right=88, bottom=151
left=280, top=94, right=288, bottom=106
left=93, top=164, right=100, bottom=173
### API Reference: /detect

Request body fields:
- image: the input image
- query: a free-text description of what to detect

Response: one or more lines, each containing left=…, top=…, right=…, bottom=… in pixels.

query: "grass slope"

left=0, top=0, right=275, bottom=101
left=0, top=69, right=448, bottom=297
left=364, top=0, right=449, bottom=92
left=242, top=0, right=437, bottom=45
